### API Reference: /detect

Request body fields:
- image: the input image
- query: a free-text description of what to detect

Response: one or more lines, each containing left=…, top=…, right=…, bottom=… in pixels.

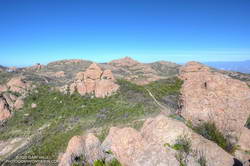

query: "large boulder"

left=102, top=127, right=179, bottom=166
left=140, top=115, right=234, bottom=166
left=179, top=62, right=250, bottom=139
left=235, top=128, right=250, bottom=165
left=59, top=133, right=104, bottom=166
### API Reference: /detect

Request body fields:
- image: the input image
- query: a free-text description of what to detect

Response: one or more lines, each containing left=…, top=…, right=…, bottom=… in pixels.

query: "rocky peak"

left=180, top=61, right=210, bottom=74
left=84, top=63, right=103, bottom=80
left=109, top=56, right=140, bottom=67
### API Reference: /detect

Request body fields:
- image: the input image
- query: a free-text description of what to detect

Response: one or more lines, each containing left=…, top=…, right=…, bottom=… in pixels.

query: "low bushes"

left=193, top=122, right=237, bottom=154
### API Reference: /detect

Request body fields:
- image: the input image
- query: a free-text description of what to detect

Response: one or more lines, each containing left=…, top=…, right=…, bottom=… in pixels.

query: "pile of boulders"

left=66, top=63, right=119, bottom=98
left=58, top=115, right=238, bottom=166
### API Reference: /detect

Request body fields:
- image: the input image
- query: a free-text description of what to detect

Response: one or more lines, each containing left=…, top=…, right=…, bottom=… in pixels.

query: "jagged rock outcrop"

left=0, top=94, right=25, bottom=121
left=59, top=133, right=104, bottom=166
left=6, top=77, right=30, bottom=94
left=101, top=115, right=234, bottom=166
left=179, top=61, right=250, bottom=139
left=0, top=95, right=11, bottom=121
left=68, top=63, right=119, bottom=98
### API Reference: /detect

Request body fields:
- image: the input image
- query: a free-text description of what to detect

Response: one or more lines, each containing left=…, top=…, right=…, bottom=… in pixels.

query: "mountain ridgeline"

left=0, top=57, right=250, bottom=166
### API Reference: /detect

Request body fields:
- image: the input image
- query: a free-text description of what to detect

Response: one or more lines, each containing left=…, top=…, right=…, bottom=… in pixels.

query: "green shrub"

left=145, top=77, right=183, bottom=100
left=93, top=159, right=121, bottom=166
left=193, top=122, right=236, bottom=154
left=172, top=135, right=192, bottom=155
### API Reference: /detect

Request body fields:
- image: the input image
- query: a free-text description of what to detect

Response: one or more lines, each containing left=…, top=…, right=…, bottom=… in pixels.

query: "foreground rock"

left=140, top=115, right=234, bottom=166
left=68, top=63, right=119, bottom=98
left=60, top=115, right=238, bottom=166
left=179, top=62, right=250, bottom=139
left=6, top=77, right=30, bottom=94
left=59, top=133, right=104, bottom=166
left=0, top=77, right=30, bottom=121
left=0, top=95, right=11, bottom=121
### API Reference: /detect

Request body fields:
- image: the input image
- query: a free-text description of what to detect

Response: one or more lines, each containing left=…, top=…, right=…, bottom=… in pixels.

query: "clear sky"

left=0, top=0, right=250, bottom=66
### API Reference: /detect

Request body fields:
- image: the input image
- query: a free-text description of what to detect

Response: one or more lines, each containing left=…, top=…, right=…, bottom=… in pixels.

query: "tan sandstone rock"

left=59, top=136, right=85, bottom=166
left=235, top=128, right=250, bottom=165
left=0, top=85, right=8, bottom=93
left=0, top=96, right=11, bottom=121
left=95, top=80, right=119, bottom=98
left=179, top=61, right=250, bottom=139
left=109, top=56, right=140, bottom=67
left=14, top=97, right=24, bottom=110
left=140, top=115, right=234, bottom=166
left=59, top=133, right=104, bottom=166
left=69, top=63, right=119, bottom=98
left=84, top=63, right=103, bottom=80
left=7, top=77, right=29, bottom=93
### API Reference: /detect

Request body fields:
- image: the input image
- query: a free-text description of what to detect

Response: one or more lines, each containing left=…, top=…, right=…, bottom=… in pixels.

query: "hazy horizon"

left=1, top=0, right=250, bottom=66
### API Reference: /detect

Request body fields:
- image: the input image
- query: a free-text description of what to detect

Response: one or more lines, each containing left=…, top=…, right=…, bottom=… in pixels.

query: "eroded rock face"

left=179, top=62, right=250, bottom=139
left=0, top=85, right=8, bottom=93
left=0, top=94, right=24, bottom=121
left=0, top=96, right=11, bottom=121
left=59, top=133, right=104, bottom=166
left=6, top=77, right=30, bottom=94
left=101, top=115, right=235, bottom=166
left=140, top=115, right=234, bottom=166
left=69, top=63, right=119, bottom=98
left=102, top=126, right=179, bottom=166
left=60, top=115, right=238, bottom=166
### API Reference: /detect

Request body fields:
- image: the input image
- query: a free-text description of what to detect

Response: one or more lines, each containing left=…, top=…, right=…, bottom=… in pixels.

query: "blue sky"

left=0, top=0, right=250, bottom=66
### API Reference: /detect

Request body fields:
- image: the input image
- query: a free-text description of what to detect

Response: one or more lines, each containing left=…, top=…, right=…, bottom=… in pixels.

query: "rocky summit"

left=67, top=63, right=119, bottom=98
left=0, top=58, right=250, bottom=166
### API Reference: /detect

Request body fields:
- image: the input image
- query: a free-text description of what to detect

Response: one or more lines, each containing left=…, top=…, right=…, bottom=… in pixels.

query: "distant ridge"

left=204, top=60, right=250, bottom=74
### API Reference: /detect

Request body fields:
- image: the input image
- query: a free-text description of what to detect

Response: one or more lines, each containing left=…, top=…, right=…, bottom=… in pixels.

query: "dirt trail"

left=144, top=88, right=172, bottom=115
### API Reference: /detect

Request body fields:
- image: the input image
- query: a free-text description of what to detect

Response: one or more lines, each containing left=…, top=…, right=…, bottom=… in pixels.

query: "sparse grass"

left=145, top=77, right=183, bottom=100
left=0, top=79, right=164, bottom=159
left=172, top=135, right=192, bottom=155
left=195, top=151, right=207, bottom=166
left=0, top=77, right=183, bottom=160
left=193, top=122, right=237, bottom=154
left=198, top=155, right=207, bottom=166
left=93, top=159, right=122, bottom=166
left=165, top=135, right=191, bottom=166
left=246, top=115, right=250, bottom=129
